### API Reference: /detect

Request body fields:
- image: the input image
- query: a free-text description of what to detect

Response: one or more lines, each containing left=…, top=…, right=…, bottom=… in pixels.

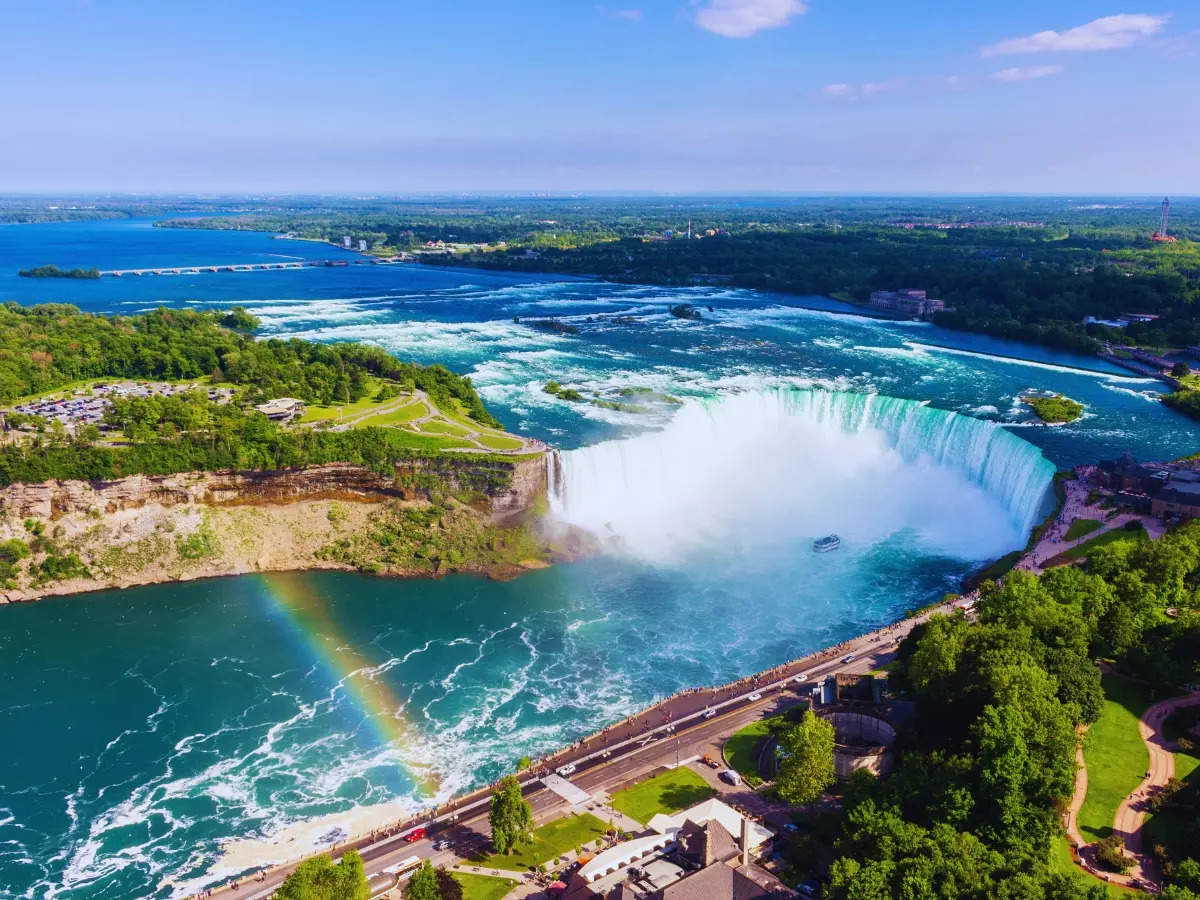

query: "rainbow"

left=258, top=572, right=441, bottom=794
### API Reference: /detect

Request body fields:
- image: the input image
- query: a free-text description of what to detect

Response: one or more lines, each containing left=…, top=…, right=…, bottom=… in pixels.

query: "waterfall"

left=547, top=389, right=1055, bottom=563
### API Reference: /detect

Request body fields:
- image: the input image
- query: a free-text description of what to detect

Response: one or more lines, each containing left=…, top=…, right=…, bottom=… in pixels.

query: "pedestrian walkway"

left=543, top=774, right=592, bottom=807
left=1064, top=688, right=1200, bottom=891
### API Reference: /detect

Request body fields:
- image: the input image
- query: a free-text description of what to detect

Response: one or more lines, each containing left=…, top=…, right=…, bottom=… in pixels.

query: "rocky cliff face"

left=0, top=453, right=552, bottom=604
left=0, top=455, right=546, bottom=523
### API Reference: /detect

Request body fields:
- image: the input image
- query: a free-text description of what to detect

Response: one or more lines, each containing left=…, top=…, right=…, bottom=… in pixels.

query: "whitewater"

left=2, top=217, right=1199, bottom=899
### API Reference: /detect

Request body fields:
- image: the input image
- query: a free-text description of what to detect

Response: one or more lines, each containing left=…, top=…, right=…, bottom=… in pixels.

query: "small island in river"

left=17, top=264, right=101, bottom=279
left=1022, top=392, right=1083, bottom=424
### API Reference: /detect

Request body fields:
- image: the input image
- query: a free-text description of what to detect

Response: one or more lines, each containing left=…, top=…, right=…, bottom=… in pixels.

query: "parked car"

left=798, top=880, right=820, bottom=897
left=556, top=763, right=576, bottom=777
left=702, top=754, right=721, bottom=769
left=403, top=827, right=427, bottom=843
left=782, top=823, right=800, bottom=833
left=719, top=769, right=742, bottom=786
left=432, top=839, right=450, bottom=851
left=748, top=692, right=762, bottom=701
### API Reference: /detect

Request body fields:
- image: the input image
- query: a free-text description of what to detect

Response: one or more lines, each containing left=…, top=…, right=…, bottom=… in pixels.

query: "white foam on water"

left=549, top=389, right=1054, bottom=565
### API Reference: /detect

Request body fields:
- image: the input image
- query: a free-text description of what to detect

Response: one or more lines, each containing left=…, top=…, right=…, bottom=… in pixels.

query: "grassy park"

left=1049, top=523, right=1149, bottom=565
left=452, top=871, right=518, bottom=900
left=1048, top=835, right=1139, bottom=897
left=1078, top=675, right=1153, bottom=840
left=479, top=812, right=608, bottom=871
left=296, top=376, right=529, bottom=453
left=609, top=767, right=716, bottom=824
left=725, top=718, right=783, bottom=786
left=1064, top=518, right=1104, bottom=541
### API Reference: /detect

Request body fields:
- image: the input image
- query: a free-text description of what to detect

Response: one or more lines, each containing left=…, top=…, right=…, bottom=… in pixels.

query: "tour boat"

left=812, top=534, right=841, bottom=553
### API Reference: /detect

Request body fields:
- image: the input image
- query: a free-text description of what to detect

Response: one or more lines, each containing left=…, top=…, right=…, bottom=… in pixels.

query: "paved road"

left=199, top=600, right=956, bottom=898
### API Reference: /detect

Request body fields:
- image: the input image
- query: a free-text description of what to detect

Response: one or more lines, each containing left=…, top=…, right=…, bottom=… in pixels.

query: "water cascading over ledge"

left=547, top=389, right=1056, bottom=563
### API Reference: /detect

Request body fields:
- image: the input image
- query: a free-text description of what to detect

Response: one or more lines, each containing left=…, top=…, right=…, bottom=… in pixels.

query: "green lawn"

left=478, top=812, right=608, bottom=871
left=296, top=377, right=393, bottom=423
left=1048, top=835, right=1139, bottom=897
left=724, top=719, right=775, bottom=786
left=1078, top=675, right=1154, bottom=840
left=1053, top=524, right=1149, bottom=564
left=1065, top=518, right=1104, bottom=541
left=354, top=400, right=426, bottom=427
left=475, top=433, right=525, bottom=451
left=452, top=871, right=517, bottom=900
left=417, top=419, right=473, bottom=436
left=609, top=768, right=716, bottom=824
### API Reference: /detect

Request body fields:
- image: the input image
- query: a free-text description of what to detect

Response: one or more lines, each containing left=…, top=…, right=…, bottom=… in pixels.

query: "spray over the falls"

left=548, top=390, right=1055, bottom=564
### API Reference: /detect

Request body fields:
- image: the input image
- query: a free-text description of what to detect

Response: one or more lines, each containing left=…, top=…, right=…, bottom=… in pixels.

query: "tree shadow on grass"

left=659, top=782, right=717, bottom=814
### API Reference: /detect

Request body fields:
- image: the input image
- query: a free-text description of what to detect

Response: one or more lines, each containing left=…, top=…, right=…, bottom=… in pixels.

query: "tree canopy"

left=489, top=775, right=533, bottom=855
left=275, top=849, right=368, bottom=900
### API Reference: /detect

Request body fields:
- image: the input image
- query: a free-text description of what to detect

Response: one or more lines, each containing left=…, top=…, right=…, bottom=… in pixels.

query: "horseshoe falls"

left=549, top=390, right=1055, bottom=564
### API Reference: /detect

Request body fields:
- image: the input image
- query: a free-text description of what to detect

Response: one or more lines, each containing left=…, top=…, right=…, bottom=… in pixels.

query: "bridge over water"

left=99, top=258, right=407, bottom=276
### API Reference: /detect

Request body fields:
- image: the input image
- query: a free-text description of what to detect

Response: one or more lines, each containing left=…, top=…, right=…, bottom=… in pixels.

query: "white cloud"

left=992, top=64, right=1065, bottom=81
left=861, top=79, right=906, bottom=96
left=981, top=13, right=1168, bottom=56
left=821, top=83, right=855, bottom=97
left=614, top=8, right=643, bottom=21
left=821, top=79, right=907, bottom=100
left=694, top=0, right=808, bottom=38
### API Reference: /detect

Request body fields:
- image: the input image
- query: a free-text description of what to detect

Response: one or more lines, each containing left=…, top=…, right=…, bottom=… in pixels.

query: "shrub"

left=1096, top=834, right=1132, bottom=873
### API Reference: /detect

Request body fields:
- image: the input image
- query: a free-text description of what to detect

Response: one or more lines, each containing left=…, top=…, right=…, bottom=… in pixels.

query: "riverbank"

left=0, top=457, right=583, bottom=604
left=191, top=595, right=953, bottom=898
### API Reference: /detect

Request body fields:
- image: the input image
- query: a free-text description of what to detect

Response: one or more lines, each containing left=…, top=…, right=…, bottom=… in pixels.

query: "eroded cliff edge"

left=0, top=453, right=586, bottom=603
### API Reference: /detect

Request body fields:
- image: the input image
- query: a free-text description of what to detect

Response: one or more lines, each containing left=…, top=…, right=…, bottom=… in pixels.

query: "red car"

left=404, top=827, right=427, bottom=843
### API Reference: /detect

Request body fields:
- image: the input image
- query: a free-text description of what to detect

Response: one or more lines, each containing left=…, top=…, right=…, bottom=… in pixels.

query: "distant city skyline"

left=2, top=0, right=1197, bottom=193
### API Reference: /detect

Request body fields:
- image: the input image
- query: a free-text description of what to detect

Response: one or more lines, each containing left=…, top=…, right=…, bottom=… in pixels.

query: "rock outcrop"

left=0, top=455, right=547, bottom=523
left=0, top=453, right=552, bottom=604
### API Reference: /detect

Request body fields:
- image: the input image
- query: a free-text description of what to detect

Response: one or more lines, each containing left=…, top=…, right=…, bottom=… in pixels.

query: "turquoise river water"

left=0, top=218, right=1197, bottom=897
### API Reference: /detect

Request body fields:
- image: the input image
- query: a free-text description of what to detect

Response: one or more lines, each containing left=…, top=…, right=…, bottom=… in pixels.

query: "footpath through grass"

left=1052, top=524, right=1148, bottom=564
left=478, top=812, right=608, bottom=871
left=1078, top=674, right=1153, bottom=841
left=1143, top=746, right=1200, bottom=868
left=1048, top=835, right=1140, bottom=897
left=609, top=767, right=716, bottom=824
left=452, top=871, right=518, bottom=900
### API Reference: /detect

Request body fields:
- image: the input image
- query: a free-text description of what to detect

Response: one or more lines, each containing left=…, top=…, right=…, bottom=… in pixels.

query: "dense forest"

left=0, top=303, right=496, bottom=425
left=0, top=304, right=506, bottom=484
left=822, top=528, right=1200, bottom=899
left=157, top=196, right=1200, bottom=355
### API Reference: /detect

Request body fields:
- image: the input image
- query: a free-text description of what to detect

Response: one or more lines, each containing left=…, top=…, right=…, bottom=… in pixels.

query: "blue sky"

left=1, top=1, right=1197, bottom=193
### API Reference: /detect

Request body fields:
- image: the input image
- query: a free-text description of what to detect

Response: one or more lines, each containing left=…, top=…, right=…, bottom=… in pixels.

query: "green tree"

left=276, top=849, right=368, bottom=900
left=775, top=710, right=836, bottom=805
left=405, top=860, right=440, bottom=900
left=435, top=867, right=464, bottom=900
left=489, top=774, right=533, bottom=854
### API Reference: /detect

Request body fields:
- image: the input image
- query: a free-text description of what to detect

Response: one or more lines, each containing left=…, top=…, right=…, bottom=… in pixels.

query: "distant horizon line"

left=1, top=190, right=1196, bottom=201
